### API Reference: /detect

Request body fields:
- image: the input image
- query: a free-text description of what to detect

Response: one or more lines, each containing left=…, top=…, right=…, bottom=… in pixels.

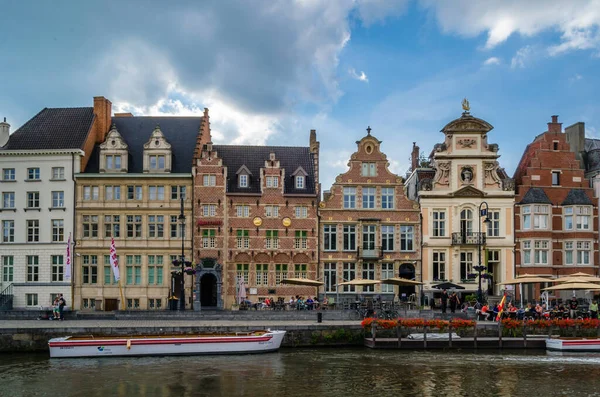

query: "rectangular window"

left=522, top=241, right=531, bottom=265
left=2, top=220, right=14, bottom=242
left=26, top=294, right=38, bottom=306
left=533, top=205, right=548, bottom=229
left=27, top=255, right=39, bottom=281
left=82, top=255, right=98, bottom=284
left=83, top=215, right=99, bottom=238
left=381, top=263, right=394, bottom=292
left=203, top=204, right=216, bottom=217
left=362, top=187, right=375, bottom=209
left=565, top=241, right=573, bottom=265
left=323, top=225, right=337, bottom=251
left=266, top=176, right=279, bottom=188
left=534, top=241, right=549, bottom=264
left=105, top=155, right=122, bottom=170
left=294, top=206, right=308, bottom=218
left=237, top=229, right=250, bottom=249
left=576, top=206, right=591, bottom=230
left=275, top=264, right=287, bottom=285
left=27, top=168, right=40, bottom=180
left=381, top=188, right=394, bottom=209
left=487, top=210, right=500, bottom=237
left=104, top=215, right=120, bottom=238
left=126, top=215, right=142, bottom=238
left=51, top=219, right=64, bottom=242
left=343, top=225, right=356, bottom=251
left=433, top=251, right=446, bottom=281
left=26, top=219, right=39, bottom=242
left=104, top=186, right=121, bottom=201
left=51, top=255, right=64, bottom=281
left=239, top=174, right=248, bottom=188
left=236, top=205, right=250, bottom=217
left=362, top=263, right=375, bottom=292
left=148, top=215, right=164, bottom=238
left=400, top=225, right=414, bottom=251
left=265, top=205, right=279, bottom=218
left=236, top=264, right=249, bottom=284
left=361, top=162, right=376, bottom=176
left=2, top=256, right=14, bottom=282
left=51, top=191, right=64, bottom=208
left=552, top=171, right=560, bottom=186
left=104, top=255, right=114, bottom=285
left=2, top=192, right=14, bottom=209
left=294, top=264, right=307, bottom=279
left=294, top=230, right=307, bottom=249
left=83, top=186, right=99, bottom=201
left=522, top=206, right=531, bottom=230
left=127, top=185, right=143, bottom=200
left=362, top=225, right=376, bottom=250
left=324, top=263, right=337, bottom=292
left=171, top=186, right=186, bottom=200
left=296, top=175, right=305, bottom=189
left=149, top=154, right=165, bottom=170
left=577, top=241, right=591, bottom=265
left=202, top=229, right=216, bottom=248
left=266, top=230, right=279, bottom=249
left=343, top=263, right=356, bottom=292
left=170, top=215, right=183, bottom=238
left=432, top=210, right=446, bottom=237
left=564, top=207, right=573, bottom=230
left=2, top=168, right=15, bottom=181
left=26, top=191, right=40, bottom=208
left=51, top=167, right=65, bottom=180
left=256, top=264, right=268, bottom=286
left=203, top=175, right=216, bottom=186
left=381, top=225, right=394, bottom=251
left=460, top=252, right=473, bottom=280
left=343, top=187, right=356, bottom=209
left=149, top=186, right=165, bottom=200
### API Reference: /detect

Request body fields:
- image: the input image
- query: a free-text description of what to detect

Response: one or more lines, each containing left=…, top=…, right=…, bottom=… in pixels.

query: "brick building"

left=406, top=105, right=515, bottom=305
left=319, top=127, right=421, bottom=303
left=192, top=113, right=320, bottom=310
left=514, top=115, right=599, bottom=300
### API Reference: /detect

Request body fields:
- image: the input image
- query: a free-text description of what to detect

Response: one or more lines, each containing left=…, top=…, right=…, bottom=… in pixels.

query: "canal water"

left=1, top=348, right=599, bottom=397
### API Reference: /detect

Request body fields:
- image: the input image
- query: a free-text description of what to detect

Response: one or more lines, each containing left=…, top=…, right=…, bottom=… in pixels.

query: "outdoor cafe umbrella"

left=498, top=274, right=554, bottom=308
left=556, top=276, right=600, bottom=283
left=543, top=282, right=600, bottom=291
left=381, top=277, right=423, bottom=286
left=432, top=282, right=465, bottom=290
left=568, top=272, right=597, bottom=277
left=338, top=279, right=382, bottom=286
left=281, top=278, right=324, bottom=299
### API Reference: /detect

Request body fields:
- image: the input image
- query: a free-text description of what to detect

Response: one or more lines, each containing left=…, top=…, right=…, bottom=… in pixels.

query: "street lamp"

left=475, top=201, right=491, bottom=305
left=172, top=195, right=192, bottom=311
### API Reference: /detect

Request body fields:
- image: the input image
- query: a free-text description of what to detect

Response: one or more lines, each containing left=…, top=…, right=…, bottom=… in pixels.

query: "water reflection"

left=1, top=349, right=600, bottom=397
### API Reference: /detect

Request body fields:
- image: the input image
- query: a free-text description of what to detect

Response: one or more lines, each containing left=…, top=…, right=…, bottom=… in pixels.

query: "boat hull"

left=546, top=337, right=600, bottom=352
left=48, top=331, right=286, bottom=358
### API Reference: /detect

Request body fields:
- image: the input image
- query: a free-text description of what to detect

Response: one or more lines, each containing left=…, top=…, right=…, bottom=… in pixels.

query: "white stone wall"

left=0, top=151, right=82, bottom=308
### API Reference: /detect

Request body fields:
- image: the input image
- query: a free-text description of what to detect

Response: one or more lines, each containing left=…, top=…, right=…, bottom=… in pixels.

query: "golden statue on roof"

left=462, top=98, right=470, bottom=112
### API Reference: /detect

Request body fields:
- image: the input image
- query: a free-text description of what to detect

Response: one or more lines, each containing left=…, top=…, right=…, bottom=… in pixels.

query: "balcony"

left=451, top=232, right=486, bottom=245
left=358, top=246, right=383, bottom=259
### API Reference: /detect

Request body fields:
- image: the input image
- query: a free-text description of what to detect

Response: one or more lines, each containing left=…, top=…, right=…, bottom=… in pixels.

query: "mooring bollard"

left=317, top=312, right=322, bottom=323
left=474, top=323, right=478, bottom=349
left=449, top=324, right=453, bottom=348
left=397, top=325, right=402, bottom=348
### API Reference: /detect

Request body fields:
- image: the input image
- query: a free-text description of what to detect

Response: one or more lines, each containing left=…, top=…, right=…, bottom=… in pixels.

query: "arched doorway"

left=398, top=263, right=416, bottom=301
left=200, top=273, right=217, bottom=308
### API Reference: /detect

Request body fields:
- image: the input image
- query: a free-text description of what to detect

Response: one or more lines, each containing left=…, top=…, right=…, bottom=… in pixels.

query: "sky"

left=2, top=0, right=600, bottom=191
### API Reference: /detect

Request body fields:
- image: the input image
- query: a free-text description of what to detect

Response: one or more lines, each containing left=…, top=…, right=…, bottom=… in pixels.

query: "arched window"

left=460, top=209, right=473, bottom=236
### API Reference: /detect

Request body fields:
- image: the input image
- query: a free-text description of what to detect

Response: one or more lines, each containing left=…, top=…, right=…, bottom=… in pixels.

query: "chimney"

left=0, top=117, right=10, bottom=147
left=548, top=115, right=562, bottom=133
left=411, top=142, right=420, bottom=170
left=93, top=96, right=112, bottom=143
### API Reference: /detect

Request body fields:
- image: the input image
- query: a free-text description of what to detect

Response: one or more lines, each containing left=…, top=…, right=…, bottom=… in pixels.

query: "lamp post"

left=172, top=195, right=191, bottom=311
left=476, top=201, right=491, bottom=305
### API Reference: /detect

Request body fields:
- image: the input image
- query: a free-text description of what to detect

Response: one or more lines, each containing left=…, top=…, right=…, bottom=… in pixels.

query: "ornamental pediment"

left=441, top=115, right=493, bottom=134
left=452, top=185, right=484, bottom=198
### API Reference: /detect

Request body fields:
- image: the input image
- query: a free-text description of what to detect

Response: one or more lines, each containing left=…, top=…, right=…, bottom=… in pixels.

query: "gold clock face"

left=282, top=217, right=292, bottom=227
left=253, top=217, right=262, bottom=226
left=319, top=202, right=326, bottom=208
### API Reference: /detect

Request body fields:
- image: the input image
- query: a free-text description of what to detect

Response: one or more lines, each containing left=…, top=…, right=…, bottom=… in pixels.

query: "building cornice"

left=0, top=149, right=85, bottom=156
left=75, top=173, right=192, bottom=179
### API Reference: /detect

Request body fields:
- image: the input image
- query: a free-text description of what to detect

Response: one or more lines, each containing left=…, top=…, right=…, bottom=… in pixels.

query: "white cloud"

left=510, top=46, right=532, bottom=68
left=349, top=68, right=369, bottom=82
left=420, top=0, right=600, bottom=54
left=355, top=0, right=411, bottom=26
left=483, top=57, right=500, bottom=65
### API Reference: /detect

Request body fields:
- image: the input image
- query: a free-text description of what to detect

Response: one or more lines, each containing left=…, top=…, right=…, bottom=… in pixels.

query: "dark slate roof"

left=213, top=145, right=316, bottom=195
left=1, top=107, right=95, bottom=150
left=562, top=189, right=594, bottom=206
left=84, top=116, right=201, bottom=174
left=519, top=187, right=552, bottom=204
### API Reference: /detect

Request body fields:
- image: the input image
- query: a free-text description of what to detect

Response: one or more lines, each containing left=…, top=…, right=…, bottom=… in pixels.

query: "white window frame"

left=343, top=187, right=356, bottom=209
left=203, top=175, right=216, bottom=186
left=432, top=210, right=446, bottom=237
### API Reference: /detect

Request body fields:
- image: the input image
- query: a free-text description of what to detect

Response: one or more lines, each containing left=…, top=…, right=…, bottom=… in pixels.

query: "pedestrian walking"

left=440, top=289, right=448, bottom=313
left=449, top=292, right=460, bottom=313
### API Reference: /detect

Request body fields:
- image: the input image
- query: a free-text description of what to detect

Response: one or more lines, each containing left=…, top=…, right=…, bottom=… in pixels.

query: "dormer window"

left=239, top=174, right=248, bottom=188
left=296, top=175, right=305, bottom=189
left=361, top=162, right=376, bottom=176
left=143, top=125, right=172, bottom=173
left=291, top=166, right=308, bottom=190
left=149, top=155, right=165, bottom=170
left=106, top=155, right=122, bottom=170
left=99, top=125, right=129, bottom=173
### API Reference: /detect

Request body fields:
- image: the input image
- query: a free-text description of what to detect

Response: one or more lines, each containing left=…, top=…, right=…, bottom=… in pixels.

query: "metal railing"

left=357, top=246, right=383, bottom=259
left=0, top=284, right=13, bottom=310
left=451, top=232, right=486, bottom=245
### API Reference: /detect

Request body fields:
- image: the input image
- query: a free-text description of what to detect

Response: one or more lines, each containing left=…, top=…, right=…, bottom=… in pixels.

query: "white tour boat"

left=546, top=337, right=600, bottom=352
left=48, top=330, right=286, bottom=358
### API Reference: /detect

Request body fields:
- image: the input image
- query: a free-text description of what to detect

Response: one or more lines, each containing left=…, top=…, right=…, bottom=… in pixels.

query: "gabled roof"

left=1, top=107, right=95, bottom=151
left=519, top=188, right=552, bottom=205
left=84, top=116, right=201, bottom=173
left=213, top=145, right=316, bottom=195
left=562, top=189, right=594, bottom=206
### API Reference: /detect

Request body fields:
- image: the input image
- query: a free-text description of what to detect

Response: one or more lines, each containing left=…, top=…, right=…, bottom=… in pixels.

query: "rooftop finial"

left=366, top=126, right=372, bottom=135
left=462, top=98, right=470, bottom=113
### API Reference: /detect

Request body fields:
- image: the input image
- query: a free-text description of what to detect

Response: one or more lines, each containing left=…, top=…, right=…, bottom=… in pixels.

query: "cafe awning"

left=338, top=279, right=381, bottom=286
left=280, top=278, right=324, bottom=287
left=381, top=277, right=423, bottom=286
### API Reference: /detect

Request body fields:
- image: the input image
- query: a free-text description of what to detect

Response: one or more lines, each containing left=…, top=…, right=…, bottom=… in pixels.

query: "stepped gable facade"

left=192, top=115, right=320, bottom=309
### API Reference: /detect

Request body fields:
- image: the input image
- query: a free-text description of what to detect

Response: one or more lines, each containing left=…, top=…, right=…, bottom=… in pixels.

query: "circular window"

left=111, top=140, right=116, bottom=146
left=365, top=145, right=373, bottom=154
left=155, top=140, right=160, bottom=146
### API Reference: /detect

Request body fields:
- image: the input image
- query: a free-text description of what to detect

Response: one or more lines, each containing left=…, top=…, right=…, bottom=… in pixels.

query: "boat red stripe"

left=562, top=340, right=600, bottom=346
left=49, top=335, right=273, bottom=348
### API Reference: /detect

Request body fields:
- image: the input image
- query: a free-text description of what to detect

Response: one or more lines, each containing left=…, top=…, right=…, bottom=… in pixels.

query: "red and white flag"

left=65, top=233, right=72, bottom=281
left=110, top=237, right=120, bottom=281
